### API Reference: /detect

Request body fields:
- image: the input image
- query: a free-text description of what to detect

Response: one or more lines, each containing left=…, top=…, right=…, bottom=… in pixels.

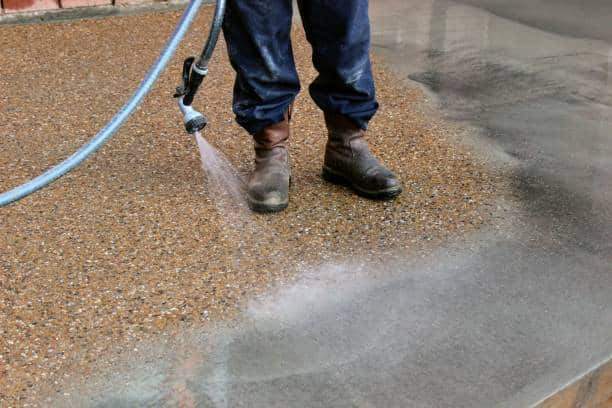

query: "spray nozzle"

left=175, top=56, right=208, bottom=134
left=178, top=97, right=208, bottom=134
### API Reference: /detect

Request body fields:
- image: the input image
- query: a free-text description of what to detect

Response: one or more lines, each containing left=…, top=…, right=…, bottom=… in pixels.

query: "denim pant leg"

left=297, top=0, right=378, bottom=130
left=222, top=0, right=300, bottom=135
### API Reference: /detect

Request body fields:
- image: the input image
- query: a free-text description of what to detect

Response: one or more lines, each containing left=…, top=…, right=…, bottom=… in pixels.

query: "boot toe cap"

left=366, top=166, right=401, bottom=189
left=383, top=172, right=402, bottom=188
left=371, top=173, right=403, bottom=197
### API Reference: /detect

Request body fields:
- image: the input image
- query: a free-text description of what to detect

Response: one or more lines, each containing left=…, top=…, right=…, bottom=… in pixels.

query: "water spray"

left=0, top=0, right=226, bottom=207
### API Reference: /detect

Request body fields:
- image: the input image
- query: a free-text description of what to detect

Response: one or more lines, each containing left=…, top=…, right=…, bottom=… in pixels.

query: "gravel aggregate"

left=0, top=8, right=498, bottom=405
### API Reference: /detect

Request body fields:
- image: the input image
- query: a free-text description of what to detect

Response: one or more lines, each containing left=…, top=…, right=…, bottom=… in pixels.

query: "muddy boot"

left=247, top=111, right=291, bottom=213
left=322, top=112, right=402, bottom=200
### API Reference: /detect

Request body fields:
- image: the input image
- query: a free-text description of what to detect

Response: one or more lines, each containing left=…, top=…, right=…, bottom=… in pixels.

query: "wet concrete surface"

left=363, top=0, right=612, bottom=405
left=67, top=238, right=611, bottom=407
left=371, top=0, right=612, bottom=275
left=6, top=1, right=611, bottom=407
left=54, top=1, right=612, bottom=407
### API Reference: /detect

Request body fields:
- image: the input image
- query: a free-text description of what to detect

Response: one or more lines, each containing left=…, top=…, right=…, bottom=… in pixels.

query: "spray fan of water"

left=194, top=131, right=249, bottom=218
left=193, top=131, right=274, bottom=273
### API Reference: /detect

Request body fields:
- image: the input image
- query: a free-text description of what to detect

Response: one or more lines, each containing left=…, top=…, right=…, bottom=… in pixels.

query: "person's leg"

left=298, top=0, right=402, bottom=200
left=297, top=0, right=378, bottom=129
left=222, top=0, right=299, bottom=135
left=222, top=0, right=297, bottom=212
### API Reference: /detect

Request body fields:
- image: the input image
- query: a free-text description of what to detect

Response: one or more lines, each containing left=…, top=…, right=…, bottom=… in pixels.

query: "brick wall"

left=0, top=0, right=162, bottom=14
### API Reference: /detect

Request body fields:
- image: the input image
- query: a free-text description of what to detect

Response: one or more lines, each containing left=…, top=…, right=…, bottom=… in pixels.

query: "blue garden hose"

left=0, top=0, right=226, bottom=207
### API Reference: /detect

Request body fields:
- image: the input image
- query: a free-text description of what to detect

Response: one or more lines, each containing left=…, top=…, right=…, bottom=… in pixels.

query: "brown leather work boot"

left=322, top=112, right=402, bottom=200
left=247, top=109, right=291, bottom=213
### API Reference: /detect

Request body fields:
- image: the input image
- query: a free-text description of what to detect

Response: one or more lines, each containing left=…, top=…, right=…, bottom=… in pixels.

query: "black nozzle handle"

left=173, top=0, right=226, bottom=107
left=174, top=56, right=207, bottom=106
left=183, top=63, right=207, bottom=106
left=180, top=57, right=195, bottom=93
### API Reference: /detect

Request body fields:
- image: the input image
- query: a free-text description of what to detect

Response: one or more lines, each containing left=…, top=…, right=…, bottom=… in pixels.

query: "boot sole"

left=322, top=166, right=402, bottom=200
left=247, top=197, right=289, bottom=213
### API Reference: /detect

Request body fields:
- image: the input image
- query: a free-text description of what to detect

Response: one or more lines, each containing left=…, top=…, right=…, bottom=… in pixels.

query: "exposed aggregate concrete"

left=0, top=7, right=499, bottom=405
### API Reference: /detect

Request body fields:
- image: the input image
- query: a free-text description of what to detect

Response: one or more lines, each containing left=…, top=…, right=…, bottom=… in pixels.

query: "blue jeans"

left=222, top=0, right=378, bottom=135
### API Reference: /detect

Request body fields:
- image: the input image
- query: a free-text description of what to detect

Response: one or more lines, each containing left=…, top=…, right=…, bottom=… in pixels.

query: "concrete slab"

left=369, top=0, right=612, bottom=405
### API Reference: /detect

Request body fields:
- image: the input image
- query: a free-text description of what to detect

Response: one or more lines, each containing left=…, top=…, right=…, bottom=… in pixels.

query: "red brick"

left=3, top=0, right=59, bottom=12
left=115, top=0, right=160, bottom=5
left=60, top=0, right=111, bottom=8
